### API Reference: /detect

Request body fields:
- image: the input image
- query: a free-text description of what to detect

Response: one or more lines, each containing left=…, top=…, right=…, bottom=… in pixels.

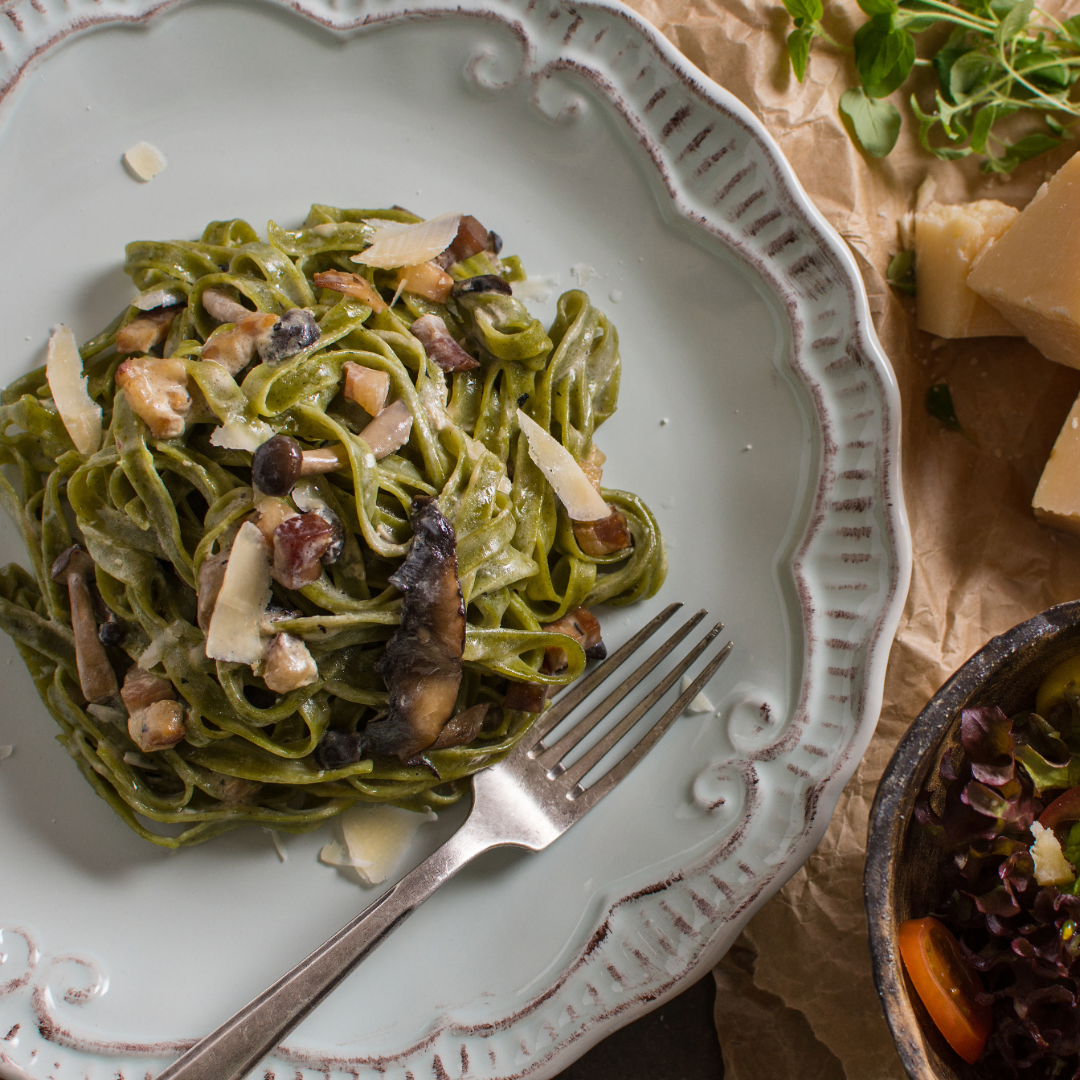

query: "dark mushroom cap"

left=259, top=309, right=320, bottom=365
left=252, top=435, right=303, bottom=496
left=450, top=275, right=513, bottom=299
left=51, top=545, right=96, bottom=582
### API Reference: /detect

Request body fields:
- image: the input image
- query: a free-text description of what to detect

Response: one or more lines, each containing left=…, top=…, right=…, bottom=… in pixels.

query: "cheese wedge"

left=968, top=152, right=1080, bottom=368
left=914, top=200, right=1021, bottom=338
left=1033, top=391, right=1080, bottom=536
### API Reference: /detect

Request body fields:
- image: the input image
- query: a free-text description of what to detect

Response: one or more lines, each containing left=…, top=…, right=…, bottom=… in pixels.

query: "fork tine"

left=551, top=621, right=729, bottom=790
left=532, top=608, right=708, bottom=768
left=568, top=637, right=734, bottom=811
left=526, top=602, right=684, bottom=744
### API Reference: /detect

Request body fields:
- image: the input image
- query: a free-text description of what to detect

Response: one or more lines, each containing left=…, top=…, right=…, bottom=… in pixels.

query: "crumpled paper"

left=617, top=0, right=1080, bottom=1076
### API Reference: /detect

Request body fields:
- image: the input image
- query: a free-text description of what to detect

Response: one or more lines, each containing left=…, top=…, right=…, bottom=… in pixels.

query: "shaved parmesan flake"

left=139, top=623, right=182, bottom=670
left=680, top=674, right=715, bottom=715
left=134, top=288, right=184, bottom=311
left=351, top=212, right=461, bottom=270
left=1030, top=821, right=1075, bottom=885
left=516, top=409, right=610, bottom=521
left=319, top=840, right=370, bottom=870
left=209, top=418, right=275, bottom=453
left=334, top=804, right=436, bottom=885
left=205, top=523, right=272, bottom=665
left=512, top=275, right=559, bottom=303
left=123, top=142, right=167, bottom=182
left=47, top=325, right=102, bottom=456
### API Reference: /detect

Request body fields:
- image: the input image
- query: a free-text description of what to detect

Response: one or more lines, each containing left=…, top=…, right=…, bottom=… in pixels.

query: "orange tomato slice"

left=898, top=917, right=992, bottom=1065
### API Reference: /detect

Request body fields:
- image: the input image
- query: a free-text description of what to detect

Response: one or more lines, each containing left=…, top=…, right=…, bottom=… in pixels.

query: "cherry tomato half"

left=898, top=917, right=992, bottom=1065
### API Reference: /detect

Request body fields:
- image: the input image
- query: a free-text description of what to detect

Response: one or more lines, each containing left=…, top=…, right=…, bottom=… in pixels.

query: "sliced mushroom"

left=262, top=632, right=318, bottom=693
left=450, top=274, right=513, bottom=299
left=116, top=305, right=182, bottom=355
left=541, top=607, right=606, bottom=675
left=273, top=512, right=336, bottom=590
left=314, top=730, right=364, bottom=770
left=201, top=312, right=279, bottom=375
left=358, top=399, right=413, bottom=458
left=201, top=289, right=250, bottom=324
left=428, top=702, right=489, bottom=750
left=116, top=356, right=191, bottom=439
left=251, top=436, right=352, bottom=497
left=343, top=362, right=390, bottom=416
left=573, top=511, right=633, bottom=557
left=121, top=666, right=175, bottom=712
left=368, top=497, right=465, bottom=761
left=449, top=215, right=498, bottom=263
left=312, top=270, right=388, bottom=313
left=410, top=314, right=480, bottom=372
left=503, top=681, right=550, bottom=713
left=196, top=550, right=229, bottom=633
left=51, top=546, right=118, bottom=705
left=127, top=699, right=185, bottom=752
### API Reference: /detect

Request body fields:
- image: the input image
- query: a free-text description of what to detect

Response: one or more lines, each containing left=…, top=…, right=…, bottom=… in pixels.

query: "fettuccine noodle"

left=0, top=205, right=666, bottom=847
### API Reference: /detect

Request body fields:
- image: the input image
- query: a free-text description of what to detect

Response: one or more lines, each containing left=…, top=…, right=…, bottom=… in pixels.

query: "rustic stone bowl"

left=865, top=600, right=1080, bottom=1080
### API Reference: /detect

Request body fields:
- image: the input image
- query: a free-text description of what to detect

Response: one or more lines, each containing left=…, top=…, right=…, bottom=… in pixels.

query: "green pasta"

left=0, top=206, right=666, bottom=847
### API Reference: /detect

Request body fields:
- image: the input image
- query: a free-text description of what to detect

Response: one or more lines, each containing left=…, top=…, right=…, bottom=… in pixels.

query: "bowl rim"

left=864, top=598, right=1080, bottom=1080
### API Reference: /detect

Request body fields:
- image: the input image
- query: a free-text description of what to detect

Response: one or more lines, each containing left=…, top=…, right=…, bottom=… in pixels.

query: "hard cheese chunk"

left=968, top=152, right=1080, bottom=368
left=915, top=200, right=1021, bottom=338
left=1033, top=391, right=1080, bottom=536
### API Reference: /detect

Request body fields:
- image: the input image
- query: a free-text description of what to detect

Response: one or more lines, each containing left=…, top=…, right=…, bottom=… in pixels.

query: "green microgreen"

left=783, top=0, right=1080, bottom=171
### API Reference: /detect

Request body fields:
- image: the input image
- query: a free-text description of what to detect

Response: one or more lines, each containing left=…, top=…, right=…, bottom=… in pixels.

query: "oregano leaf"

left=788, top=27, right=813, bottom=82
left=839, top=88, right=903, bottom=156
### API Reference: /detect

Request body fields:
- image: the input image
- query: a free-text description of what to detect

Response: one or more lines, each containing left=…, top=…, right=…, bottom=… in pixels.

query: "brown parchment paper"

left=612, top=0, right=1080, bottom=1075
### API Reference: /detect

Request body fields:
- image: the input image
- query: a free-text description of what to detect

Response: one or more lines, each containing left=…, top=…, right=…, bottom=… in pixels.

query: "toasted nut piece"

left=255, top=497, right=298, bottom=544
left=395, top=262, right=454, bottom=304
left=116, top=306, right=181, bottom=355
left=573, top=510, right=633, bottom=557
left=128, top=699, right=185, bottom=752
left=312, top=271, right=387, bottom=313
left=51, top=546, right=118, bottom=705
left=273, top=513, right=335, bottom=590
left=358, top=399, right=412, bottom=459
left=121, top=667, right=175, bottom=713
left=201, top=312, right=279, bottom=375
left=116, top=356, right=191, bottom=439
left=449, top=216, right=496, bottom=262
left=579, top=445, right=606, bottom=491
left=263, top=632, right=319, bottom=694
left=196, top=550, right=229, bottom=633
left=343, top=362, right=390, bottom=416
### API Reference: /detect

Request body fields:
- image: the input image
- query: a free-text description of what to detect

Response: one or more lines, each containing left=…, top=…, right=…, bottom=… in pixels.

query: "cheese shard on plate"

left=1033, top=391, right=1080, bottom=536
left=968, top=152, right=1080, bottom=368
left=914, top=200, right=1021, bottom=338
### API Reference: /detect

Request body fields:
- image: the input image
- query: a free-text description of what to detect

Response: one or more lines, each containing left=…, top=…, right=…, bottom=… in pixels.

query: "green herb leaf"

left=858, top=0, right=897, bottom=15
left=788, top=27, right=814, bottom=81
left=886, top=248, right=916, bottom=293
left=855, top=16, right=917, bottom=97
left=950, top=51, right=993, bottom=103
left=996, top=0, right=1033, bottom=46
left=839, top=88, right=903, bottom=156
left=782, top=0, right=823, bottom=22
left=926, top=383, right=963, bottom=432
left=970, top=104, right=998, bottom=153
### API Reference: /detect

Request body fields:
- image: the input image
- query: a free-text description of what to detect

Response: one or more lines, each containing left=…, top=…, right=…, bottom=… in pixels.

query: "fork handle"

left=156, top=816, right=494, bottom=1080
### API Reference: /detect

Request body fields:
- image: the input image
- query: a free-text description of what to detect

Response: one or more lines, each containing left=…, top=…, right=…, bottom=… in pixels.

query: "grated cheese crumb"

left=123, top=142, right=167, bottom=182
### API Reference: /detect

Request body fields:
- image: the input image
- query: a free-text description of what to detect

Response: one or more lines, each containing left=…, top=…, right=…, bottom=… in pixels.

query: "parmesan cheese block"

left=1033, top=391, right=1080, bottom=536
left=914, top=200, right=1021, bottom=338
left=968, top=152, right=1080, bottom=368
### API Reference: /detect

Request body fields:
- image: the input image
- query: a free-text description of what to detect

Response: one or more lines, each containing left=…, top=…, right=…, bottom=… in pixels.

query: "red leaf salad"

left=912, top=656, right=1080, bottom=1076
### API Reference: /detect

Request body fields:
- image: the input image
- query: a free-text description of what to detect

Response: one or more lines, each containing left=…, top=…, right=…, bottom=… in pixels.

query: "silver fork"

left=157, top=602, right=732, bottom=1080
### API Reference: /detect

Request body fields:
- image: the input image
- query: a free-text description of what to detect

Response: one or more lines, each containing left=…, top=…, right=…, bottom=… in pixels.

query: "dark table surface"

left=555, top=973, right=724, bottom=1079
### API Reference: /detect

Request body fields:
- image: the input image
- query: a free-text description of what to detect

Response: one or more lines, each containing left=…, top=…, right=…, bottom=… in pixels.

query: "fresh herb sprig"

left=783, top=0, right=1080, bottom=170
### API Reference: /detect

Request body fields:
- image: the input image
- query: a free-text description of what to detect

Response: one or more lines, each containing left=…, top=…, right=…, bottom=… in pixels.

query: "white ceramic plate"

left=0, top=1, right=911, bottom=1077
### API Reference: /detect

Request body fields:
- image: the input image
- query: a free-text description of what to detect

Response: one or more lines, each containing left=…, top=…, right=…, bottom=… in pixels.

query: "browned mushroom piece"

left=503, top=681, right=551, bottom=713
left=410, top=314, right=480, bottom=372
left=312, top=270, right=388, bottom=313
left=427, top=702, right=489, bottom=750
left=121, top=666, right=175, bottom=713
left=196, top=550, right=229, bottom=633
left=115, top=356, right=192, bottom=439
left=201, top=289, right=250, bottom=324
left=201, top=312, right=279, bottom=375
left=541, top=606, right=606, bottom=675
left=116, top=305, right=182, bottom=355
left=263, top=632, right=319, bottom=693
left=51, top=546, right=119, bottom=705
left=572, top=510, right=633, bottom=557
left=272, top=513, right=336, bottom=590
left=367, top=497, right=465, bottom=761
left=128, top=700, right=185, bottom=753
left=448, top=216, right=498, bottom=263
